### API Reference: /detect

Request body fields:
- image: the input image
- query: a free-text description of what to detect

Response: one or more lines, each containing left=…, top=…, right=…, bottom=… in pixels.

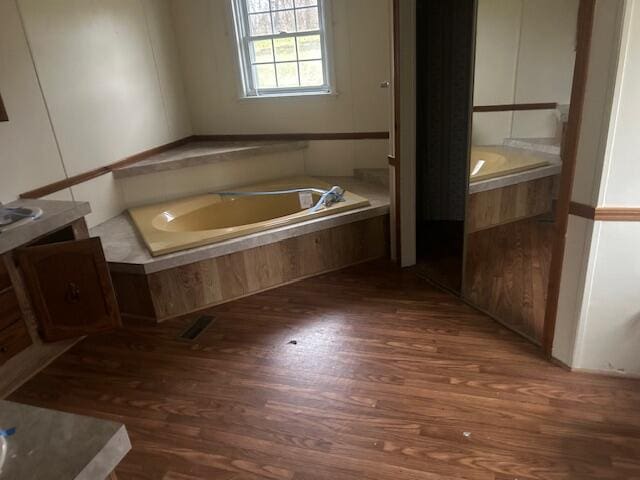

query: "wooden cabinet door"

left=17, top=237, right=121, bottom=342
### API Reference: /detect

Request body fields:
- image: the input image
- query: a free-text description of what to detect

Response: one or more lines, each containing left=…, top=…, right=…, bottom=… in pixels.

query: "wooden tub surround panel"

left=9, top=261, right=640, bottom=480
left=112, top=215, right=389, bottom=322
left=466, top=176, right=555, bottom=233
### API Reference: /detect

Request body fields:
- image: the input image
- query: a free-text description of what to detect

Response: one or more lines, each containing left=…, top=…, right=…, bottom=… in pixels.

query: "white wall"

left=170, top=0, right=391, bottom=175
left=0, top=0, right=71, bottom=203
left=554, top=0, right=640, bottom=376
left=1, top=0, right=192, bottom=226
left=472, top=0, right=579, bottom=145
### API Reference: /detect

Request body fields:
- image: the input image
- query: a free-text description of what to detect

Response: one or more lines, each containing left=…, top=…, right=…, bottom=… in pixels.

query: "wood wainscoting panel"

left=114, top=216, right=389, bottom=322
left=466, top=176, right=555, bottom=233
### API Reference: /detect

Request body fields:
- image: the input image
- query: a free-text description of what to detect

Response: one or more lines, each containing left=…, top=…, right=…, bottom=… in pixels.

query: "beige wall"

left=170, top=0, right=391, bottom=175
left=472, top=0, right=579, bottom=145
left=2, top=0, right=390, bottom=225
left=0, top=0, right=71, bottom=204
left=1, top=0, right=192, bottom=226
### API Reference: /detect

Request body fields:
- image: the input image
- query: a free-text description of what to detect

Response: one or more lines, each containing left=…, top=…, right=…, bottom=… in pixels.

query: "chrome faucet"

left=310, top=185, right=345, bottom=212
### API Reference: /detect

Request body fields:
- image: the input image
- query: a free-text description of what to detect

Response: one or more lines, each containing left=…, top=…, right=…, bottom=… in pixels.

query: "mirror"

left=463, top=0, right=579, bottom=342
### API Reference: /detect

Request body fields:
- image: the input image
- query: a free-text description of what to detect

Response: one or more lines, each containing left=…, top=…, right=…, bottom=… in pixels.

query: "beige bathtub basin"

left=129, top=176, right=370, bottom=256
left=470, top=146, right=549, bottom=182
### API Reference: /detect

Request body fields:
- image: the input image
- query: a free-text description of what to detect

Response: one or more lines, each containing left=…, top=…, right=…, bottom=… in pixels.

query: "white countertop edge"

left=75, top=425, right=131, bottom=480
left=0, top=200, right=91, bottom=255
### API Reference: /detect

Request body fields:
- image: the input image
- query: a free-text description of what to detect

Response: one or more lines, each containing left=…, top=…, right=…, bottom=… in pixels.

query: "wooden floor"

left=464, top=217, right=554, bottom=342
left=9, top=261, right=640, bottom=480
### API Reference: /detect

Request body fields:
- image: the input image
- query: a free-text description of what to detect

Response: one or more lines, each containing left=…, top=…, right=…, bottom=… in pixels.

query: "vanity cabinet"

left=0, top=261, right=32, bottom=366
left=18, top=236, right=121, bottom=342
left=0, top=200, right=121, bottom=395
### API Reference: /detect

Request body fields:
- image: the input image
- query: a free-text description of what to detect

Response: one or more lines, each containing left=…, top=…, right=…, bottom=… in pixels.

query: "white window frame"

left=230, top=0, right=333, bottom=97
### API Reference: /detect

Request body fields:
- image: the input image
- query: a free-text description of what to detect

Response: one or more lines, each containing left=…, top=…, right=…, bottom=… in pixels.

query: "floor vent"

left=179, top=315, right=214, bottom=341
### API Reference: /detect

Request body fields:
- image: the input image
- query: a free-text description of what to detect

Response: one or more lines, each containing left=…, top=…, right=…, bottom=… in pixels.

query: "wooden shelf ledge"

left=111, top=140, right=309, bottom=179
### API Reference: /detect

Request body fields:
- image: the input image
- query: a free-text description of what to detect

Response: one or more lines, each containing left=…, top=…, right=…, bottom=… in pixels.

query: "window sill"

left=237, top=90, right=339, bottom=101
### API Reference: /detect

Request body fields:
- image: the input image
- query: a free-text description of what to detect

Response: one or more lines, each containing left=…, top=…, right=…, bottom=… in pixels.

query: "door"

left=17, top=237, right=121, bottom=342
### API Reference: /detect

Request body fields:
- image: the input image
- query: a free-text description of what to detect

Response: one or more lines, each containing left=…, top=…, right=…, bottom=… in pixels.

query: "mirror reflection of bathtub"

left=468, top=145, right=561, bottom=194
left=466, top=144, right=562, bottom=233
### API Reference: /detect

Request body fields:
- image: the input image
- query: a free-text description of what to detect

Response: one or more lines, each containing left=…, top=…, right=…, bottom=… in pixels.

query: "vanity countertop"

left=0, top=199, right=91, bottom=255
left=0, top=400, right=130, bottom=480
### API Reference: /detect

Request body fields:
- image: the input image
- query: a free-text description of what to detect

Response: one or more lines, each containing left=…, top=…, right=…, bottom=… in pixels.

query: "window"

left=231, top=0, right=332, bottom=97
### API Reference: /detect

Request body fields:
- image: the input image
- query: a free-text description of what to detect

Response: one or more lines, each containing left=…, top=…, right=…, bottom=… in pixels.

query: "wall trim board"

left=595, top=208, right=640, bottom=221
left=19, top=136, right=193, bottom=199
left=569, top=201, right=597, bottom=219
left=472, top=102, right=558, bottom=113
left=0, top=93, right=7, bottom=122
left=192, top=132, right=390, bottom=142
left=19, top=131, right=390, bottom=199
left=569, top=201, right=640, bottom=221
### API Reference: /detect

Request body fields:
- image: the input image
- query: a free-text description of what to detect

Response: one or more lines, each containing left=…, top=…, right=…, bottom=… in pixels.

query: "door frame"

left=389, top=0, right=416, bottom=268
left=542, top=0, right=596, bottom=356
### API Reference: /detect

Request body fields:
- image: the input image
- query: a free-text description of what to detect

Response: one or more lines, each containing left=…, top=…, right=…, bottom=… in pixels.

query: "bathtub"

left=129, top=176, right=370, bottom=256
left=470, top=146, right=550, bottom=182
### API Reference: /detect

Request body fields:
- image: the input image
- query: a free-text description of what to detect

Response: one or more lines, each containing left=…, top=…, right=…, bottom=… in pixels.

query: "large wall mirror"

left=463, top=0, right=579, bottom=343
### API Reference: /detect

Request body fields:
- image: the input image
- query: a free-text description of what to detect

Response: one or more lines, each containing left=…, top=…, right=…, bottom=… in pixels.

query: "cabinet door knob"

left=380, top=81, right=390, bottom=88
left=65, top=282, right=81, bottom=304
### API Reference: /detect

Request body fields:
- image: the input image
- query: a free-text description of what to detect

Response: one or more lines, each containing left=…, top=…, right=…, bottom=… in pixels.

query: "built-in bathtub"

left=470, top=146, right=551, bottom=181
left=129, top=176, right=370, bottom=256
left=466, top=145, right=561, bottom=232
left=468, top=145, right=561, bottom=195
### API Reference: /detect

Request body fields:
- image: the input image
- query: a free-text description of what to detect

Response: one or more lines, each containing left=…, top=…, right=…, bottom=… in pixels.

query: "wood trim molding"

left=568, top=201, right=596, bottom=219
left=0, top=93, right=8, bottom=122
left=569, top=202, right=640, bottom=221
left=472, top=102, right=558, bottom=113
left=19, top=131, right=390, bottom=199
left=543, top=0, right=596, bottom=356
left=20, top=137, right=193, bottom=199
left=193, top=132, right=389, bottom=142
left=596, top=208, right=640, bottom=221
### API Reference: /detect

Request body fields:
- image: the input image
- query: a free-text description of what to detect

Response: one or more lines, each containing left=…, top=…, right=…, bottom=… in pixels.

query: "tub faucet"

left=311, top=186, right=345, bottom=212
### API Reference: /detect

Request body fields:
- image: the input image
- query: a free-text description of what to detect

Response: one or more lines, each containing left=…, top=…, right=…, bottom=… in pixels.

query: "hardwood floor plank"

left=8, top=260, right=640, bottom=480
